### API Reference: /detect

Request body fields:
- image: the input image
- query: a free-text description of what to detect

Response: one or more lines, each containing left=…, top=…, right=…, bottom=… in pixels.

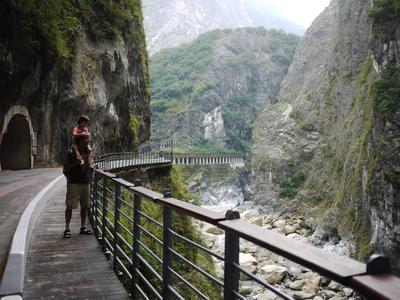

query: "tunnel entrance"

left=0, top=114, right=31, bottom=170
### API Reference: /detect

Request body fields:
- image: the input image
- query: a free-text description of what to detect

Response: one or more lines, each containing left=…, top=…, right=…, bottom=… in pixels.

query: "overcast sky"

left=262, top=0, right=331, bottom=28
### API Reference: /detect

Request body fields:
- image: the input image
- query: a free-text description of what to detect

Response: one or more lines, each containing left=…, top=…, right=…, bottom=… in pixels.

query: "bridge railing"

left=89, top=169, right=400, bottom=300
left=172, top=153, right=245, bottom=165
left=95, top=151, right=172, bottom=172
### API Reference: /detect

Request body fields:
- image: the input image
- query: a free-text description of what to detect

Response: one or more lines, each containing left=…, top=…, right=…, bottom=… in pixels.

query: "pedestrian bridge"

left=0, top=154, right=399, bottom=300
left=96, top=151, right=246, bottom=172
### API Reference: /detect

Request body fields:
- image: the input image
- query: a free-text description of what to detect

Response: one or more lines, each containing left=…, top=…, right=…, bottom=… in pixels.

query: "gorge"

left=148, top=0, right=400, bottom=277
left=0, top=0, right=399, bottom=299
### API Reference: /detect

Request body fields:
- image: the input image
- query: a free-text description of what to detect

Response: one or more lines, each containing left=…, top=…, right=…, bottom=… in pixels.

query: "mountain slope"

left=142, top=0, right=304, bottom=54
left=251, top=0, right=400, bottom=271
left=150, top=27, right=300, bottom=152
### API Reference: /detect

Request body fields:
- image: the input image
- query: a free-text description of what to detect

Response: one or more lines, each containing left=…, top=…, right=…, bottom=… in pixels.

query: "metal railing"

left=95, top=151, right=246, bottom=170
left=89, top=168, right=400, bottom=300
left=95, top=151, right=173, bottom=172
left=172, top=153, right=245, bottom=165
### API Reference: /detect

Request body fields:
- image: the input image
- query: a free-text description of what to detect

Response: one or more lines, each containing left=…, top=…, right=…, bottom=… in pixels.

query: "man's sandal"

left=63, top=229, right=71, bottom=238
left=80, top=226, right=92, bottom=235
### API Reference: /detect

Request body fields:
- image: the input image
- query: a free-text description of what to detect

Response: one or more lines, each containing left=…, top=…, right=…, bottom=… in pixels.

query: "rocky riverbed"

left=195, top=203, right=359, bottom=300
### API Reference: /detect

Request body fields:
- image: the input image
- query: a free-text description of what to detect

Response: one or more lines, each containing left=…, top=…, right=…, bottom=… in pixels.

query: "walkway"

left=0, top=168, right=61, bottom=278
left=23, top=180, right=130, bottom=299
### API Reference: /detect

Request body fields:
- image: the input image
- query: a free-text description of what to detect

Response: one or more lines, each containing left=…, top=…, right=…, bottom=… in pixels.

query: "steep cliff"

left=142, top=0, right=304, bottom=55
left=252, top=0, right=400, bottom=271
left=150, top=27, right=300, bottom=152
left=0, top=0, right=150, bottom=167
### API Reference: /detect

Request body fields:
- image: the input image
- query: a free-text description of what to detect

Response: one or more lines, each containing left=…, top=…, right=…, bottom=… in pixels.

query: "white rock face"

left=203, top=106, right=225, bottom=140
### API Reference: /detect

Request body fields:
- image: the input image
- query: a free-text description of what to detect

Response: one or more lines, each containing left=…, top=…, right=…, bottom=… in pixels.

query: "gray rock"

left=343, top=288, right=353, bottom=297
left=292, top=291, right=315, bottom=300
left=319, top=289, right=338, bottom=298
left=261, top=264, right=288, bottom=284
left=288, top=279, right=307, bottom=290
left=327, top=281, right=343, bottom=292
left=239, top=286, right=253, bottom=295
left=256, top=290, right=280, bottom=300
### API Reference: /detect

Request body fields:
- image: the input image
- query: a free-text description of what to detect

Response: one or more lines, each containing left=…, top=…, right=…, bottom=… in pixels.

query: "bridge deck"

left=23, top=182, right=130, bottom=300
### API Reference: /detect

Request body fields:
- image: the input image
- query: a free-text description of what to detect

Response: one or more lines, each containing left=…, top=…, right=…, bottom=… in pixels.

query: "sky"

left=262, top=0, right=331, bottom=28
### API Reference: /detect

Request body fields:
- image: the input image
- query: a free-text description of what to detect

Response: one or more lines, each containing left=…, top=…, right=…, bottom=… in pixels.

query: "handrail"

left=89, top=168, right=400, bottom=300
left=95, top=151, right=246, bottom=171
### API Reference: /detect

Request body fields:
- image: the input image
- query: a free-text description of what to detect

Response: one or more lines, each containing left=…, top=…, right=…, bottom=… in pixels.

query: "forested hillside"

left=150, top=27, right=300, bottom=152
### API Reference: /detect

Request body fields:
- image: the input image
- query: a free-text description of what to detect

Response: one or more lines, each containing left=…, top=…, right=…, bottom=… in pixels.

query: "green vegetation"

left=3, top=0, right=145, bottom=67
left=332, top=56, right=378, bottom=260
left=372, top=61, right=400, bottom=114
left=368, top=0, right=400, bottom=22
left=222, top=94, right=257, bottom=152
left=118, top=166, right=221, bottom=299
left=277, top=169, right=305, bottom=198
left=150, top=28, right=300, bottom=152
left=129, top=115, right=140, bottom=148
left=150, top=31, right=219, bottom=108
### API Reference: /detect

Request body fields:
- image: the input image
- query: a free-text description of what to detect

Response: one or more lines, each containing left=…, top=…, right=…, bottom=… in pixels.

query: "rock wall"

left=252, top=0, right=400, bottom=271
left=0, top=1, right=150, bottom=167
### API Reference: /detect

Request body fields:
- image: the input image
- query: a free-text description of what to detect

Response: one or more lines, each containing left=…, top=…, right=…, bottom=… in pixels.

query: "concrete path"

left=0, top=168, right=61, bottom=277
left=23, top=181, right=131, bottom=299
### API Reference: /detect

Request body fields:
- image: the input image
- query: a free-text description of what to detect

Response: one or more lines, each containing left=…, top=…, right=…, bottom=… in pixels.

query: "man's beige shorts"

left=66, top=183, right=90, bottom=209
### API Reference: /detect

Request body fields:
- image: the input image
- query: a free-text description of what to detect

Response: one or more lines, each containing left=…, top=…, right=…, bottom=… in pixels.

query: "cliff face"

left=150, top=28, right=300, bottom=151
left=252, top=0, right=400, bottom=271
left=0, top=1, right=150, bottom=167
left=142, top=0, right=304, bottom=55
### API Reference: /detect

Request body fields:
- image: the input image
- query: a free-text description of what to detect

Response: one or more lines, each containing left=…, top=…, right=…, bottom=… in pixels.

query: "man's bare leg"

left=65, top=209, right=72, bottom=231
left=80, top=207, right=87, bottom=228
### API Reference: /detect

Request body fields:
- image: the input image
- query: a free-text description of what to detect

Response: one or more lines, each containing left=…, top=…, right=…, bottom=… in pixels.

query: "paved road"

left=0, top=168, right=62, bottom=277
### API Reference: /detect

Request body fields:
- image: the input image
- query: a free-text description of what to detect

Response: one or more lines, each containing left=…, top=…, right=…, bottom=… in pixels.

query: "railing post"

left=224, top=210, right=240, bottom=300
left=113, top=181, right=122, bottom=273
left=101, top=177, right=108, bottom=252
left=367, top=254, right=392, bottom=274
left=162, top=190, right=173, bottom=300
left=92, top=172, right=99, bottom=235
left=131, top=179, right=142, bottom=298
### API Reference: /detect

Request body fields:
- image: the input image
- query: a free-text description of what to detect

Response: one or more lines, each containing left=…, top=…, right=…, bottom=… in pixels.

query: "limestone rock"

left=343, top=288, right=353, bottom=297
left=328, top=281, right=343, bottom=292
left=250, top=216, right=264, bottom=226
left=319, top=289, right=338, bottom=298
left=256, top=290, right=280, bottom=300
left=261, top=264, right=288, bottom=284
left=240, top=253, right=257, bottom=265
left=242, top=210, right=260, bottom=219
left=239, top=286, right=253, bottom=295
left=203, top=225, right=224, bottom=235
left=272, top=219, right=286, bottom=229
left=288, top=279, right=306, bottom=290
left=292, top=291, right=315, bottom=300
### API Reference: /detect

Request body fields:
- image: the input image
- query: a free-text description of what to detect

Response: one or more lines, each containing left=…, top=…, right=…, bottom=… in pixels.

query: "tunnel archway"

left=0, top=114, right=31, bottom=170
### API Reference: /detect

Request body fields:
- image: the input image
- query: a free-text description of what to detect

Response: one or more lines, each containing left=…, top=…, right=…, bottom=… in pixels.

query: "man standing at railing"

left=62, top=134, right=94, bottom=238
